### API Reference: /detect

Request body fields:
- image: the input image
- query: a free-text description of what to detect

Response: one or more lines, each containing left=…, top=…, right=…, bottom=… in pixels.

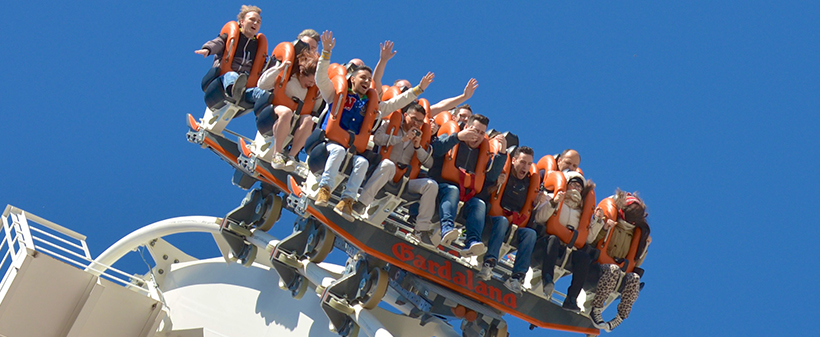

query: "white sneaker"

left=271, top=153, right=287, bottom=170
left=504, top=277, right=523, bottom=295
left=461, top=241, right=486, bottom=258
left=478, top=262, right=493, bottom=281
left=282, top=155, right=298, bottom=172
left=440, top=227, right=459, bottom=247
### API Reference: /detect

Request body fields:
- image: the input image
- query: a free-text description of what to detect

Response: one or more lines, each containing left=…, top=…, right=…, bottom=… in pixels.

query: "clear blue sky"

left=3, top=1, right=819, bottom=336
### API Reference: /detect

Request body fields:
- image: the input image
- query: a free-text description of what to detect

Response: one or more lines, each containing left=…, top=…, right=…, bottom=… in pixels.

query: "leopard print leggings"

left=591, top=264, right=641, bottom=319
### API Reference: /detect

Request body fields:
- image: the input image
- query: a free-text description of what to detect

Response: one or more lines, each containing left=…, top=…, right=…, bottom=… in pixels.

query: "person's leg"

left=563, top=249, right=592, bottom=312
left=272, top=105, right=293, bottom=153
left=407, top=178, right=437, bottom=232
left=316, top=143, right=345, bottom=206
left=542, top=235, right=562, bottom=283
left=358, top=160, right=395, bottom=206
left=342, top=154, right=369, bottom=200
left=605, top=272, right=641, bottom=332
left=512, top=227, right=536, bottom=276
left=461, top=197, right=487, bottom=257
left=437, top=183, right=460, bottom=245
left=592, top=264, right=622, bottom=309
left=287, top=115, right=315, bottom=158
left=484, top=216, right=509, bottom=263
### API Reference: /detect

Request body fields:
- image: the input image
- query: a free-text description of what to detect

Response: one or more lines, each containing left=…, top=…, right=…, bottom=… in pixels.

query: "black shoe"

left=562, top=298, right=581, bottom=313
left=231, top=73, right=248, bottom=104
left=352, top=201, right=366, bottom=217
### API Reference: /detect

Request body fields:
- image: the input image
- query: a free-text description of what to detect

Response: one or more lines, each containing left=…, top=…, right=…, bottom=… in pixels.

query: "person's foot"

left=604, top=315, right=623, bottom=332
left=282, top=155, right=298, bottom=172
left=314, top=186, right=331, bottom=206
left=414, top=230, right=437, bottom=248
left=542, top=280, right=555, bottom=298
left=590, top=307, right=606, bottom=329
left=561, top=297, right=581, bottom=313
left=352, top=201, right=366, bottom=217
left=461, top=241, right=486, bottom=258
left=478, top=262, right=493, bottom=281
left=440, top=225, right=459, bottom=246
left=231, top=73, right=248, bottom=104
left=271, top=152, right=287, bottom=169
left=334, top=198, right=355, bottom=222
left=504, top=276, right=523, bottom=296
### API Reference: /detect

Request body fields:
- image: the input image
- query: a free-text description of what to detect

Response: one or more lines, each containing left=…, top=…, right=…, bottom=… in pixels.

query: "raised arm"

left=428, top=78, right=478, bottom=117
left=378, top=72, right=435, bottom=118
left=372, top=41, right=397, bottom=98
left=315, top=30, right=336, bottom=102
left=196, top=34, right=227, bottom=57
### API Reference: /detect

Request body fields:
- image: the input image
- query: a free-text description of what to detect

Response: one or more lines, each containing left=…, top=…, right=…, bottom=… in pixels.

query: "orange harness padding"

left=324, top=67, right=379, bottom=154
left=535, top=154, right=584, bottom=177
left=594, top=198, right=642, bottom=273
left=434, top=109, right=452, bottom=127
left=544, top=172, right=596, bottom=249
left=267, top=42, right=319, bottom=115
left=536, top=155, right=557, bottom=178
left=438, top=120, right=490, bottom=202
left=218, top=21, right=268, bottom=88
left=488, top=160, right=540, bottom=227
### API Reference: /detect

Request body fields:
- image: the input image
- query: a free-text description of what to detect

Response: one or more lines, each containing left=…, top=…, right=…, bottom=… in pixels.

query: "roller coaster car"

left=199, top=21, right=268, bottom=135
left=187, top=97, right=601, bottom=336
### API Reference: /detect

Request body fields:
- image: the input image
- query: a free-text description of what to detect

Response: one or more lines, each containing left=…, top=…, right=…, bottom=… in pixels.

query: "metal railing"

left=1, top=205, right=149, bottom=295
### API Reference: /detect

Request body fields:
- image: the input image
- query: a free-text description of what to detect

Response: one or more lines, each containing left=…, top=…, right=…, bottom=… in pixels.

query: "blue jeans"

left=437, top=182, right=485, bottom=244
left=485, top=216, right=536, bottom=276
left=320, top=142, right=368, bottom=200
left=221, top=71, right=267, bottom=104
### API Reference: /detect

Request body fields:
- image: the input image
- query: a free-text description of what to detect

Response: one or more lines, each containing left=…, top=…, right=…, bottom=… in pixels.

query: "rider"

left=532, top=170, right=597, bottom=312
left=477, top=146, right=538, bottom=295
left=195, top=5, right=266, bottom=106
left=356, top=103, right=437, bottom=241
left=429, top=114, right=506, bottom=254
left=589, top=189, right=651, bottom=332
left=255, top=49, right=320, bottom=170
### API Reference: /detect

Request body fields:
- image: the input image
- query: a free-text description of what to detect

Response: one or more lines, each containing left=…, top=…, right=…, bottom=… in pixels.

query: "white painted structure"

left=0, top=205, right=459, bottom=337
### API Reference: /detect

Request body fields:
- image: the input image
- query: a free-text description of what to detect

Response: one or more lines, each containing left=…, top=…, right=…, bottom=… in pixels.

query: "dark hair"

left=457, top=104, right=472, bottom=113
left=350, top=64, right=373, bottom=76
left=404, top=103, right=426, bottom=116
left=511, top=146, right=533, bottom=158
left=466, top=113, right=489, bottom=127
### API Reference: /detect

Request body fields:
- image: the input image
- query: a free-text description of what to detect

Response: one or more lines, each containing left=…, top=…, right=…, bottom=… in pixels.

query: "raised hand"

left=195, top=49, right=209, bottom=57
left=419, top=72, right=435, bottom=91
left=380, top=41, right=397, bottom=61
left=463, top=78, right=478, bottom=99
left=321, top=30, right=335, bottom=53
